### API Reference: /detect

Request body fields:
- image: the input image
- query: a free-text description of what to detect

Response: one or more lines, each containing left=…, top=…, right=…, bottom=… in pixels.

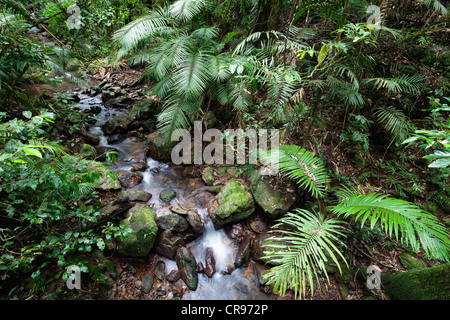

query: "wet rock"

left=118, top=171, right=143, bottom=189
left=107, top=134, right=126, bottom=144
left=129, top=163, right=149, bottom=172
left=141, top=273, right=154, bottom=294
left=201, top=166, right=215, bottom=186
left=101, top=118, right=122, bottom=135
left=249, top=218, right=268, bottom=234
left=252, top=261, right=270, bottom=286
left=155, top=260, right=166, bottom=281
left=156, top=213, right=188, bottom=232
left=102, top=90, right=115, bottom=103
left=235, top=234, right=251, bottom=267
left=175, top=247, right=198, bottom=291
left=225, top=223, right=246, bottom=240
left=250, top=233, right=270, bottom=263
left=187, top=210, right=204, bottom=233
left=155, top=230, right=183, bottom=259
left=166, top=269, right=181, bottom=282
left=220, top=265, right=235, bottom=275
left=208, top=179, right=255, bottom=228
left=79, top=143, right=97, bottom=160
left=116, top=203, right=158, bottom=257
left=204, top=248, right=216, bottom=278
left=159, top=189, right=177, bottom=202
left=169, top=203, right=189, bottom=215
left=249, top=168, right=296, bottom=218
left=121, top=154, right=147, bottom=164
left=79, top=128, right=100, bottom=145
left=196, top=261, right=204, bottom=273
left=88, top=105, right=102, bottom=114
left=147, top=130, right=174, bottom=161
left=118, top=189, right=152, bottom=202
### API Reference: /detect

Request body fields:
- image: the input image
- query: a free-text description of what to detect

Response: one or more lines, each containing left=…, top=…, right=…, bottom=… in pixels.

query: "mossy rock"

left=383, top=263, right=450, bottom=300
left=88, top=161, right=121, bottom=191
left=398, top=252, right=428, bottom=270
left=208, top=179, right=255, bottom=228
left=147, top=130, right=174, bottom=161
left=79, top=143, right=97, bottom=160
left=116, top=203, right=158, bottom=257
left=202, top=166, right=215, bottom=186
left=248, top=168, right=296, bottom=218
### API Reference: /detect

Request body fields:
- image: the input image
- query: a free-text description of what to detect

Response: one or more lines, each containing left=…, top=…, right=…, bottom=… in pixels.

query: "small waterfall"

left=197, top=209, right=234, bottom=273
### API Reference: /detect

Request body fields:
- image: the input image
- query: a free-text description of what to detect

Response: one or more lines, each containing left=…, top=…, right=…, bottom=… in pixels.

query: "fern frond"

left=262, top=209, right=347, bottom=298
left=262, top=145, right=330, bottom=198
left=157, top=96, right=201, bottom=139
left=362, top=74, right=427, bottom=96
left=375, top=105, right=413, bottom=143
left=169, top=0, right=207, bottom=21
left=332, top=193, right=450, bottom=261
left=113, top=7, right=171, bottom=58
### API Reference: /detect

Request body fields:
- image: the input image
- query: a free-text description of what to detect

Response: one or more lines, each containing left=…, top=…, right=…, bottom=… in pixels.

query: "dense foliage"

left=1, top=0, right=449, bottom=299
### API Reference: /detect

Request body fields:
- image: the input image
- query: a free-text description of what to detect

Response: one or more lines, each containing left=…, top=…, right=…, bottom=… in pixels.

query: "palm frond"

left=331, top=193, right=450, bottom=261
left=156, top=96, right=201, bottom=139
left=171, top=47, right=215, bottom=98
left=169, top=0, right=207, bottom=22
left=419, top=0, right=448, bottom=15
left=362, top=74, right=427, bottom=96
left=262, top=209, right=347, bottom=298
left=375, top=105, right=413, bottom=143
left=262, top=145, right=330, bottom=198
left=113, top=7, right=171, bottom=59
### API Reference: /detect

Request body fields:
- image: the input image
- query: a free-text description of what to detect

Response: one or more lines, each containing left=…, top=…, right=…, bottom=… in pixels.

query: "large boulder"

left=249, top=168, right=296, bottom=218
left=207, top=179, right=255, bottom=228
left=175, top=247, right=198, bottom=291
left=116, top=204, right=158, bottom=257
left=383, top=263, right=450, bottom=300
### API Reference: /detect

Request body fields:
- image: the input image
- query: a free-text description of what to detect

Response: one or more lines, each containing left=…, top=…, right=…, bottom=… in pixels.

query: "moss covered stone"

left=116, top=203, right=158, bottom=257
left=249, top=168, right=296, bottom=218
left=383, top=263, right=450, bottom=300
left=208, top=179, right=255, bottom=228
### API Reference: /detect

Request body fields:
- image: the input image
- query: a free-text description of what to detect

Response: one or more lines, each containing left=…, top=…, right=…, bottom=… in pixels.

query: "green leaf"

left=23, top=146, right=42, bottom=158
left=332, top=192, right=450, bottom=261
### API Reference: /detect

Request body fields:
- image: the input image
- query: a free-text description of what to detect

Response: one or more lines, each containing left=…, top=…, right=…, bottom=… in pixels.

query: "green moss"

left=117, top=204, right=158, bottom=257
left=384, top=263, right=450, bottom=300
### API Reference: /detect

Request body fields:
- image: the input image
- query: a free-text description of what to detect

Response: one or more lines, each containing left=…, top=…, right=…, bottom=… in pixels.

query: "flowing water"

left=73, top=88, right=275, bottom=300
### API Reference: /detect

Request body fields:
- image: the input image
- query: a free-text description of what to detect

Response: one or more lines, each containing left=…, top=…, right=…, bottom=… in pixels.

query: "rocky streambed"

left=62, top=77, right=342, bottom=301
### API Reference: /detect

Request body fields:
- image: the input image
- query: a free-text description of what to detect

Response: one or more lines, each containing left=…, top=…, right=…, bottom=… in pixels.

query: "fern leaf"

left=262, top=145, right=330, bottom=198
left=169, top=0, right=207, bottom=21
left=375, top=105, right=412, bottom=143
left=262, top=209, right=347, bottom=298
left=331, top=193, right=450, bottom=261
